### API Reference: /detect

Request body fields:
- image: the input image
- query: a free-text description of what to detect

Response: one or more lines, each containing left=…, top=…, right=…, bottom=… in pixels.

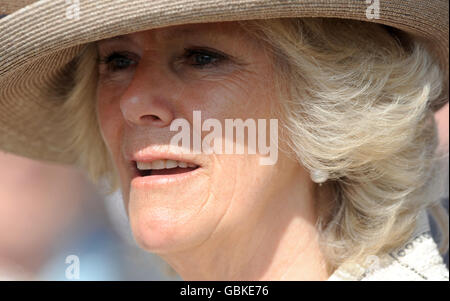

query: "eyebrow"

left=97, top=25, right=249, bottom=67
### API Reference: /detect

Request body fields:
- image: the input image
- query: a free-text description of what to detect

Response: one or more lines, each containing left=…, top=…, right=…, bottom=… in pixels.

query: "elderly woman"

left=0, top=1, right=448, bottom=280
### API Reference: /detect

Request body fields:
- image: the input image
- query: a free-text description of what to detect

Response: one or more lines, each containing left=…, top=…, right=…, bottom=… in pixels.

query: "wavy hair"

left=237, top=18, right=449, bottom=270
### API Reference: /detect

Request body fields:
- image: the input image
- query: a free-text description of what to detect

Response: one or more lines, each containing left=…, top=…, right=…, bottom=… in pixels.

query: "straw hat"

left=0, top=0, right=448, bottom=165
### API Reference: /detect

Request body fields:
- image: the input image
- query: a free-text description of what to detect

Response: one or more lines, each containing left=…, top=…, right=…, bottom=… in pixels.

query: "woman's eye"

left=184, top=48, right=226, bottom=68
left=99, top=52, right=137, bottom=72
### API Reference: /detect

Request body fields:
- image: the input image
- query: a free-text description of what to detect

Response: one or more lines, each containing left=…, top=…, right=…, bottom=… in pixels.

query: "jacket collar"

left=328, top=209, right=449, bottom=280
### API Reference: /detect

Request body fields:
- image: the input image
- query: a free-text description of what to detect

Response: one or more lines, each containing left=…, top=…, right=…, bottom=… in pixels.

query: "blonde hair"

left=59, top=43, right=119, bottom=192
left=60, top=18, right=449, bottom=271
left=237, top=18, right=449, bottom=269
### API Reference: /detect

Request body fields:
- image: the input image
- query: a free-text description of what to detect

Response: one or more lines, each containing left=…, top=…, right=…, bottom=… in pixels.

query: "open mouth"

left=134, top=159, right=200, bottom=177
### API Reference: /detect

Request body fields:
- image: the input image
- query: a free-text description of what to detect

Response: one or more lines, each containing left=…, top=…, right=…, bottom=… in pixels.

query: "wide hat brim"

left=0, top=0, right=448, bottom=165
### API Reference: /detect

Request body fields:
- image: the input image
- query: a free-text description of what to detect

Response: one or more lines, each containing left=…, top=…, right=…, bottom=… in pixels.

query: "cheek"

left=211, top=68, right=275, bottom=120
left=95, top=89, right=129, bottom=195
left=187, top=74, right=273, bottom=123
left=96, top=88, right=123, bottom=150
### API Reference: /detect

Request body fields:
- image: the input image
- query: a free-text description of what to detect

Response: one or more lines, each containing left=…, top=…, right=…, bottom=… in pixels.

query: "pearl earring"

left=310, top=169, right=329, bottom=184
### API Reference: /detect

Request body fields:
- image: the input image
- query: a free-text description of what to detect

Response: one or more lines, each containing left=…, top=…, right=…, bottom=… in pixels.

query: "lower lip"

left=130, top=167, right=202, bottom=189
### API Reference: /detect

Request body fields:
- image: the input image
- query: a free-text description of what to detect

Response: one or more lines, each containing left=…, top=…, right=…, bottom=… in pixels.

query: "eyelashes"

left=98, top=51, right=139, bottom=73
left=182, top=47, right=228, bottom=68
left=97, top=47, right=229, bottom=74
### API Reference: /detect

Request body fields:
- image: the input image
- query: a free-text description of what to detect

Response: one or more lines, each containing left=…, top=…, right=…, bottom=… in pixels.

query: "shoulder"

left=329, top=211, right=449, bottom=281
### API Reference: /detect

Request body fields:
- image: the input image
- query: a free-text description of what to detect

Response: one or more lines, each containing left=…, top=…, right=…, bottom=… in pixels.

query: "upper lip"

left=124, top=147, right=203, bottom=167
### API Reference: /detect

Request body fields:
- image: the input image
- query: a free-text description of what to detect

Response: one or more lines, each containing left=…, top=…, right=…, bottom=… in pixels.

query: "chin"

left=129, top=213, right=182, bottom=253
left=128, top=209, right=212, bottom=254
left=127, top=186, right=219, bottom=254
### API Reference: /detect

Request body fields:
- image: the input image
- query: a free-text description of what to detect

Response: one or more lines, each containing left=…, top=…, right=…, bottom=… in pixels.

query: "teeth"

left=177, top=161, right=188, bottom=168
left=165, top=160, right=178, bottom=169
left=136, top=160, right=197, bottom=170
left=151, top=160, right=165, bottom=170
left=136, top=162, right=152, bottom=170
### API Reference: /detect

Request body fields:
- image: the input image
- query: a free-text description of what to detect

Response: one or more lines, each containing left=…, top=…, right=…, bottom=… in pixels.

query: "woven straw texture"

left=0, top=0, right=448, bottom=165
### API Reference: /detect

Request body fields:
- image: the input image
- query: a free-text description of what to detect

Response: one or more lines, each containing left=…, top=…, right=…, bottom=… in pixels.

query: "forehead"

left=100, top=22, right=244, bottom=44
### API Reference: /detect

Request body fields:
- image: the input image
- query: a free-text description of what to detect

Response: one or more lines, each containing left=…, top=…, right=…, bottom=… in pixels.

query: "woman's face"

left=96, top=22, right=314, bottom=253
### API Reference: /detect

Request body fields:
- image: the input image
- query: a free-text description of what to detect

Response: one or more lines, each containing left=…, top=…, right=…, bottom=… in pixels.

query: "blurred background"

left=0, top=103, right=448, bottom=280
left=429, top=103, right=449, bottom=268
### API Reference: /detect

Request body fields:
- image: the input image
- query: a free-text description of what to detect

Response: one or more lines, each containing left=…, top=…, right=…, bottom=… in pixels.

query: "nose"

left=119, top=63, right=175, bottom=128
